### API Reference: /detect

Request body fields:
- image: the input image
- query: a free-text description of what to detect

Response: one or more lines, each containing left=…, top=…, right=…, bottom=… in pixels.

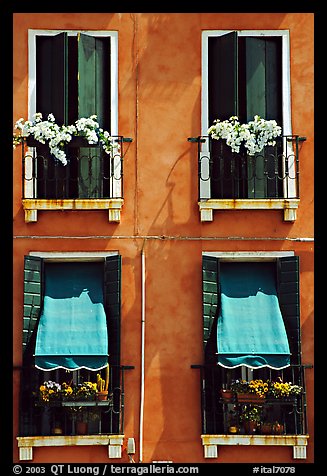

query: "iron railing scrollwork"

left=22, top=136, right=133, bottom=201
left=188, top=135, right=306, bottom=201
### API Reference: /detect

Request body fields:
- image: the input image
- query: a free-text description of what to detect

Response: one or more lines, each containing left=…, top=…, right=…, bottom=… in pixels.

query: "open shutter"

left=277, top=256, right=301, bottom=366
left=208, top=32, right=238, bottom=123
left=208, top=32, right=241, bottom=199
left=202, top=255, right=220, bottom=360
left=36, top=33, right=68, bottom=124
left=36, top=33, right=69, bottom=199
left=78, top=34, right=111, bottom=198
left=104, top=254, right=122, bottom=431
left=23, top=256, right=43, bottom=354
left=244, top=37, right=283, bottom=198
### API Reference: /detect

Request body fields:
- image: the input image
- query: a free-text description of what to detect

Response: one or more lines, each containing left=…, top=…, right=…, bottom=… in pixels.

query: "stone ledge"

left=22, top=198, right=124, bottom=223
left=198, top=199, right=299, bottom=222
left=17, top=435, right=124, bottom=461
left=201, top=434, right=309, bottom=459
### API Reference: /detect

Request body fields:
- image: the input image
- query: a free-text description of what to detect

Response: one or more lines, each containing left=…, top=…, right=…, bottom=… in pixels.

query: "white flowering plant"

left=13, top=113, right=119, bottom=166
left=207, top=115, right=282, bottom=156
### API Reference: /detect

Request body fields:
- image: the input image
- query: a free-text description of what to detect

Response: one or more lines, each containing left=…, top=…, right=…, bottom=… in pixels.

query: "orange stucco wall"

left=13, top=13, right=314, bottom=464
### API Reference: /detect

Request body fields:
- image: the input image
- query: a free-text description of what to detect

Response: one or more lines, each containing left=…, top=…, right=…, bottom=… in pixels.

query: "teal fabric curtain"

left=217, top=262, right=290, bottom=369
left=35, top=262, right=108, bottom=371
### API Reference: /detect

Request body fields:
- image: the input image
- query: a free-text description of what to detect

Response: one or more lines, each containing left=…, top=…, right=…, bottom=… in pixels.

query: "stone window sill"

left=198, top=199, right=299, bottom=222
left=201, top=434, right=309, bottom=459
left=17, top=435, right=124, bottom=461
left=22, top=198, right=124, bottom=223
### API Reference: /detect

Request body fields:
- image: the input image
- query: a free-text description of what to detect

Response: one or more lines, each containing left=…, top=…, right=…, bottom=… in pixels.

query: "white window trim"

left=200, top=30, right=297, bottom=222
left=202, top=251, right=294, bottom=261
left=29, top=251, right=118, bottom=261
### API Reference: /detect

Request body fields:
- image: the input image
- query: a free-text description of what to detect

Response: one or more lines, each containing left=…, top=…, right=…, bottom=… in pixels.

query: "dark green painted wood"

left=36, top=33, right=68, bottom=124
left=277, top=256, right=301, bottom=366
left=104, top=255, right=122, bottom=368
left=23, top=256, right=43, bottom=354
left=208, top=32, right=238, bottom=124
left=202, top=256, right=220, bottom=352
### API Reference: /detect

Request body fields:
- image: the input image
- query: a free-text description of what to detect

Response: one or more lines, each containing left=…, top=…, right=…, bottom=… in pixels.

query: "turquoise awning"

left=217, top=262, right=290, bottom=369
left=35, top=262, right=108, bottom=371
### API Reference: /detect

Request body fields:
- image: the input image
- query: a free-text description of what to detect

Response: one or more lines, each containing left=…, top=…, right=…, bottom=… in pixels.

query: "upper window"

left=23, top=30, right=122, bottom=203
left=197, top=31, right=301, bottom=211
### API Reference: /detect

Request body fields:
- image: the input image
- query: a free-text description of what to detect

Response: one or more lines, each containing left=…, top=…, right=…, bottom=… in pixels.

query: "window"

left=197, top=31, right=301, bottom=221
left=22, top=30, right=126, bottom=219
left=198, top=253, right=309, bottom=458
left=33, top=32, right=112, bottom=200
left=20, top=254, right=123, bottom=438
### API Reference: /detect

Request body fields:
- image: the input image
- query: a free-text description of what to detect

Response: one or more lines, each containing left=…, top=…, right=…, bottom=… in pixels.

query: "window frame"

left=199, top=30, right=298, bottom=221
left=200, top=251, right=309, bottom=459
left=18, top=251, right=126, bottom=461
left=201, top=29, right=292, bottom=136
left=28, top=29, right=118, bottom=135
left=23, top=30, right=124, bottom=223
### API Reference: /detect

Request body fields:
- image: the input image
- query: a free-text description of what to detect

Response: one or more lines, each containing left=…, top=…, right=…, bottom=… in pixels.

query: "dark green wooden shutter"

left=78, top=34, right=111, bottom=198
left=104, top=255, right=122, bottom=368
left=277, top=256, right=301, bottom=366
left=104, top=254, right=122, bottom=431
left=23, top=256, right=43, bottom=354
left=208, top=32, right=238, bottom=124
left=36, top=33, right=69, bottom=199
left=202, top=255, right=220, bottom=357
left=209, top=32, right=242, bottom=199
left=244, top=37, right=283, bottom=198
left=36, top=33, right=68, bottom=124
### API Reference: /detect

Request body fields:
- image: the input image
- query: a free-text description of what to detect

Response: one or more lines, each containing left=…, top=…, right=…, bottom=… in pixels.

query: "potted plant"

left=266, top=378, right=303, bottom=399
left=96, top=365, right=109, bottom=401
left=231, top=379, right=267, bottom=403
left=207, top=115, right=282, bottom=156
left=220, top=387, right=234, bottom=402
left=239, top=405, right=262, bottom=434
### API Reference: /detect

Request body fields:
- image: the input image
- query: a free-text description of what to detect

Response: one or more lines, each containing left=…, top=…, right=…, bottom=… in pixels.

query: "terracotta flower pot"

left=237, top=393, right=265, bottom=403
left=261, top=423, right=273, bottom=435
left=272, top=423, right=284, bottom=435
left=76, top=421, right=88, bottom=435
left=243, top=420, right=258, bottom=434
left=97, top=390, right=108, bottom=401
left=220, top=389, right=233, bottom=402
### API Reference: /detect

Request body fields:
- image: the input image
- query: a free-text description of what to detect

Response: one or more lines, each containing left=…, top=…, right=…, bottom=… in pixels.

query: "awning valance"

left=217, top=262, right=290, bottom=369
left=35, top=262, right=108, bottom=371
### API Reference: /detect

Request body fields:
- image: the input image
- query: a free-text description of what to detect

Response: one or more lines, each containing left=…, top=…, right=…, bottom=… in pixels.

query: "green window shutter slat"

left=104, top=254, right=122, bottom=430
left=277, top=256, right=301, bottom=365
left=36, top=33, right=68, bottom=124
left=23, top=256, right=43, bottom=354
left=245, top=37, right=266, bottom=121
left=243, top=36, right=282, bottom=198
left=202, top=256, right=220, bottom=353
left=77, top=34, right=111, bottom=198
left=208, top=31, right=238, bottom=124
left=104, top=255, right=122, bottom=368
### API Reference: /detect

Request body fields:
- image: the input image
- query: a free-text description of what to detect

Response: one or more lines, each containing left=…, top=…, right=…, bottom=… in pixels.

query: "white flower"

left=208, top=115, right=282, bottom=156
left=13, top=113, right=116, bottom=165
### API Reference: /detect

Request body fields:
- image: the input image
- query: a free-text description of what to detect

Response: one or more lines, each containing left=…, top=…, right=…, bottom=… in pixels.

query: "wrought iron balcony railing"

left=22, top=136, right=132, bottom=200
left=188, top=135, right=306, bottom=201
left=191, top=363, right=310, bottom=436
left=19, top=365, right=134, bottom=437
